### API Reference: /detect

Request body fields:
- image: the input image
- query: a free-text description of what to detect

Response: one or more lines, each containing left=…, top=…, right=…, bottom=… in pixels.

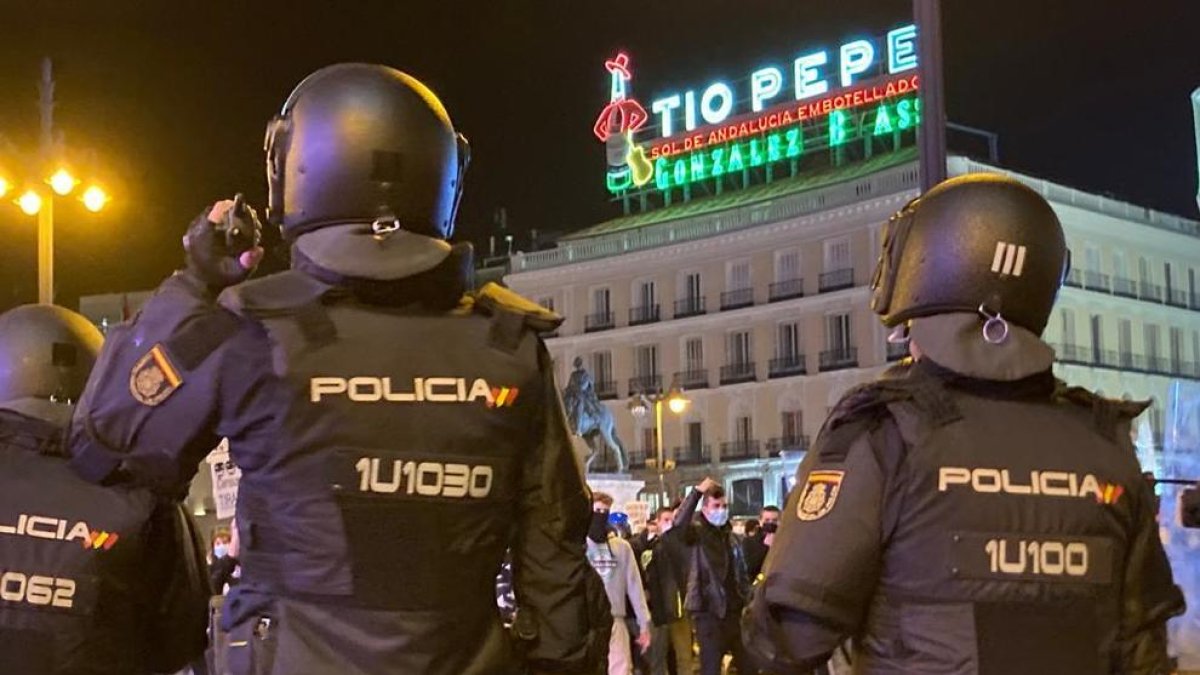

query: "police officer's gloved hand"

left=183, top=199, right=265, bottom=292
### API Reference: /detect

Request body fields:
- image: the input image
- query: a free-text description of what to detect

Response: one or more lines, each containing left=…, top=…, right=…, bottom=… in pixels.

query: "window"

left=777, top=321, right=802, bottom=360
left=1090, top=314, right=1104, bottom=359
left=591, top=287, right=611, bottom=315
left=591, top=351, right=613, bottom=386
left=1060, top=308, right=1076, bottom=346
left=775, top=250, right=800, bottom=282
left=1194, top=330, right=1200, bottom=364
left=682, top=272, right=702, bottom=301
left=1118, top=319, right=1132, bottom=359
left=1191, top=268, right=1197, bottom=304
left=781, top=410, right=803, bottom=443
left=684, top=337, right=704, bottom=372
left=687, top=422, right=704, bottom=451
left=1113, top=252, right=1128, bottom=280
left=1144, top=324, right=1161, bottom=361
left=538, top=296, right=555, bottom=312
left=823, top=237, right=851, bottom=271
left=730, top=479, right=764, bottom=517
left=1084, top=245, right=1101, bottom=272
left=734, top=415, right=753, bottom=444
left=1170, top=327, right=1184, bottom=369
left=641, top=427, right=657, bottom=454
left=1165, top=262, right=1175, bottom=297
left=826, top=313, right=853, bottom=353
left=635, top=344, right=659, bottom=377
left=1138, top=257, right=1152, bottom=284
left=636, top=280, right=656, bottom=308
left=727, top=260, right=751, bottom=291
left=727, top=331, right=753, bottom=366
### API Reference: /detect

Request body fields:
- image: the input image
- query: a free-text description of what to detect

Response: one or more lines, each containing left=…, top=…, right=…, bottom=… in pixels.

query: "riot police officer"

left=0, top=304, right=209, bottom=674
left=743, top=174, right=1185, bottom=674
left=68, top=63, right=607, bottom=675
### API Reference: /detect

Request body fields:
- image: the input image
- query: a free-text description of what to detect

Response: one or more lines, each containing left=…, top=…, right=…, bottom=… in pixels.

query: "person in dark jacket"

left=743, top=174, right=1185, bottom=674
left=741, top=505, right=779, bottom=580
left=67, top=64, right=605, bottom=675
left=0, top=304, right=210, bottom=675
left=674, top=477, right=749, bottom=675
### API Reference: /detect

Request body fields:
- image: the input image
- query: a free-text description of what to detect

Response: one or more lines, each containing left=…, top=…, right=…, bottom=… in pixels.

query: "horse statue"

left=562, top=357, right=628, bottom=473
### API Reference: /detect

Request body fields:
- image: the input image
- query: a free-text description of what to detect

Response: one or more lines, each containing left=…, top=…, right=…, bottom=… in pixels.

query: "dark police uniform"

left=69, top=263, right=604, bottom=675
left=0, top=408, right=209, bottom=675
left=748, top=357, right=1184, bottom=674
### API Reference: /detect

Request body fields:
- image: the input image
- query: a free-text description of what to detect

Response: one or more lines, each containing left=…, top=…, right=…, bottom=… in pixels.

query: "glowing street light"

left=81, top=185, right=108, bottom=213
left=17, top=190, right=42, bottom=215
left=0, top=178, right=10, bottom=199
left=47, top=168, right=77, bottom=196
left=628, top=377, right=691, bottom=505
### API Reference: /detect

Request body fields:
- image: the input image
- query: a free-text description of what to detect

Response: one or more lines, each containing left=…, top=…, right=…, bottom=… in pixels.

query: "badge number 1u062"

left=129, top=344, right=183, bottom=406
left=797, top=470, right=845, bottom=521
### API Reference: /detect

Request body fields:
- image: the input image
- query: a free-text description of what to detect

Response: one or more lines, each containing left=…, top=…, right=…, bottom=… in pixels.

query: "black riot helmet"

left=0, top=304, right=103, bottom=405
left=264, top=63, right=471, bottom=241
left=870, top=173, right=1069, bottom=335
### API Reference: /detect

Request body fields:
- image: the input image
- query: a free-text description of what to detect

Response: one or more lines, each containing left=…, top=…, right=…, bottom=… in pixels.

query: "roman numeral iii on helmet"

left=869, top=173, right=1070, bottom=335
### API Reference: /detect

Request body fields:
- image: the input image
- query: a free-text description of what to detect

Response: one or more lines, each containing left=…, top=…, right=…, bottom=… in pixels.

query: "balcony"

left=628, top=449, right=647, bottom=469
left=768, top=278, right=805, bottom=302
left=628, top=374, right=662, bottom=395
left=675, top=369, right=710, bottom=390
left=768, top=355, right=806, bottom=379
left=595, top=380, right=618, bottom=401
left=674, top=296, right=707, bottom=319
left=1169, top=289, right=1189, bottom=308
left=1083, top=271, right=1111, bottom=293
left=719, top=440, right=761, bottom=462
left=1052, top=342, right=1092, bottom=365
left=584, top=311, right=615, bottom=332
left=1051, top=345, right=1200, bottom=380
left=720, top=288, right=755, bottom=311
left=1063, top=269, right=1083, bottom=288
left=720, top=361, right=757, bottom=385
left=1138, top=282, right=1163, bottom=303
left=1112, top=277, right=1137, bottom=298
left=886, top=341, right=910, bottom=362
left=767, top=436, right=810, bottom=456
left=819, top=347, right=858, bottom=371
left=673, top=444, right=711, bottom=466
left=629, top=304, right=661, bottom=326
left=819, top=268, right=855, bottom=293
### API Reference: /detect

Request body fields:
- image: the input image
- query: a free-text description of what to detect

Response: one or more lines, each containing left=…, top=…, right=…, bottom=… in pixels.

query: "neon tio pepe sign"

left=595, top=24, right=921, bottom=195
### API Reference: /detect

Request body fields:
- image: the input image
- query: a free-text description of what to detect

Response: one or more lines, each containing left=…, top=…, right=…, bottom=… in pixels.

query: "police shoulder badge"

left=129, top=344, right=183, bottom=406
left=796, top=470, right=845, bottom=521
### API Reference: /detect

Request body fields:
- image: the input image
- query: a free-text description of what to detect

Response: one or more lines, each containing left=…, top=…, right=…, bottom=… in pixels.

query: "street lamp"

left=628, top=377, right=691, bottom=506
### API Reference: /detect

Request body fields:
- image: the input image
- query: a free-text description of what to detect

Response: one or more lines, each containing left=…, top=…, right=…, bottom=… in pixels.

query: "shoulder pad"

left=470, top=282, right=563, bottom=333
left=1056, top=383, right=1150, bottom=420
left=827, top=380, right=912, bottom=430
left=218, top=270, right=335, bottom=317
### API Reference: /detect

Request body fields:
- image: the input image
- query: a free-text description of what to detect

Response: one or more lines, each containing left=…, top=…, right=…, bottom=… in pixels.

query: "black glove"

left=183, top=195, right=263, bottom=290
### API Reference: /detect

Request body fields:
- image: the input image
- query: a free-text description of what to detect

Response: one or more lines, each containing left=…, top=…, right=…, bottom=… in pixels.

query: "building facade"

left=506, top=155, right=1200, bottom=514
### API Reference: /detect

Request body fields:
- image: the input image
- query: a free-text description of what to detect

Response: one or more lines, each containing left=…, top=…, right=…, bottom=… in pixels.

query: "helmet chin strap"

left=887, top=323, right=911, bottom=344
left=978, top=305, right=1011, bottom=345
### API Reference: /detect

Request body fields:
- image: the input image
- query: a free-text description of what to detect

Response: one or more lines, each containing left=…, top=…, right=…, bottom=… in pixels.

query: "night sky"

left=0, top=1, right=1195, bottom=313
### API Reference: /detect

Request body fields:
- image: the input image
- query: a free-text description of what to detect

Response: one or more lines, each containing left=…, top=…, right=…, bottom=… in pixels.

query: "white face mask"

left=704, top=508, right=729, bottom=527
left=658, top=520, right=673, bottom=534
left=213, top=543, right=229, bottom=559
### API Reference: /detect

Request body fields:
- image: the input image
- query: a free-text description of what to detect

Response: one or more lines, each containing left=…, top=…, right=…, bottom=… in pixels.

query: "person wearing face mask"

left=638, top=507, right=695, bottom=675
left=586, top=493, right=652, bottom=675
left=673, top=477, right=750, bottom=675
left=742, top=505, right=780, bottom=581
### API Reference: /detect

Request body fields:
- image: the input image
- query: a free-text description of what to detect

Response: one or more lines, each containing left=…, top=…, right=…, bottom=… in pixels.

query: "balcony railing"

left=629, top=304, right=661, bottom=326
left=768, top=355, right=806, bottom=378
left=767, top=436, right=810, bottom=456
left=719, top=440, right=761, bottom=461
left=675, top=369, right=709, bottom=390
left=1139, top=282, right=1163, bottom=303
left=1112, top=277, right=1137, bottom=298
left=674, top=296, right=707, bottom=319
left=768, top=278, right=805, bottom=302
left=629, top=374, right=662, bottom=395
left=1083, top=271, right=1111, bottom=293
left=1051, top=343, right=1200, bottom=380
left=886, top=341, right=910, bottom=362
left=1169, top=289, right=1189, bottom=308
left=720, top=361, right=757, bottom=385
left=1063, top=269, right=1083, bottom=288
left=595, top=380, right=618, bottom=401
left=720, top=288, right=755, bottom=311
left=818, top=268, right=855, bottom=293
left=673, top=444, right=712, bottom=466
left=584, top=311, right=615, bottom=332
left=819, top=347, right=858, bottom=371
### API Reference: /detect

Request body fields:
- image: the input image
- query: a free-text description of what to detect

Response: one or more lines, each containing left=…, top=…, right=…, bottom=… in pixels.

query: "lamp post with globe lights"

left=627, top=377, right=690, bottom=506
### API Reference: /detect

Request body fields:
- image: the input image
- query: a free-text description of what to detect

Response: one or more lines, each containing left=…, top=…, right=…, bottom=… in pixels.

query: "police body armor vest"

left=820, top=363, right=1150, bottom=675
left=0, top=411, right=169, bottom=674
left=220, top=270, right=554, bottom=672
